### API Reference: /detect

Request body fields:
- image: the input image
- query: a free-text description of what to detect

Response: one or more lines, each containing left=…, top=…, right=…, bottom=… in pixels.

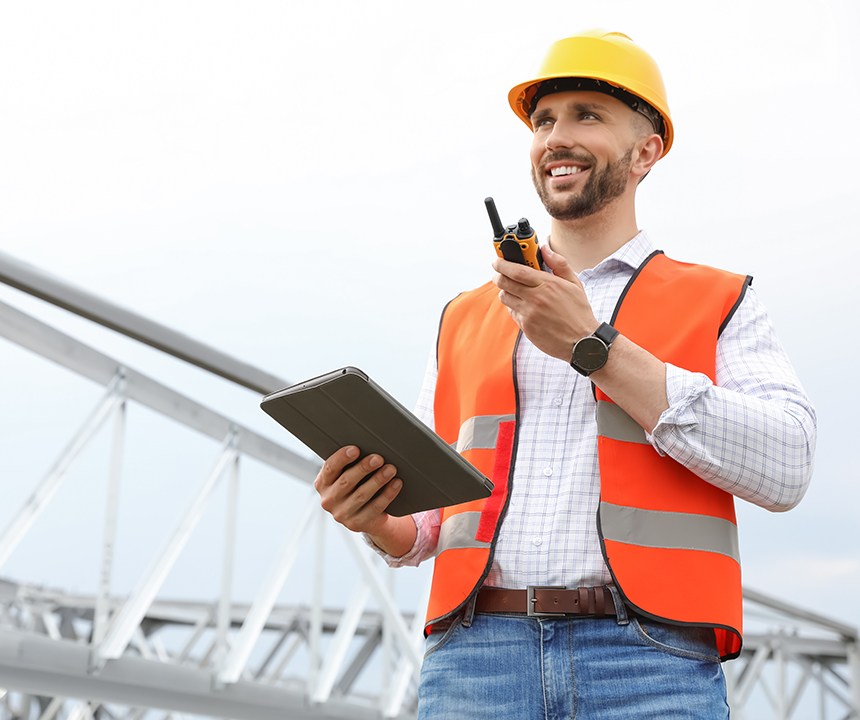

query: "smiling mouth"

left=548, top=165, right=587, bottom=177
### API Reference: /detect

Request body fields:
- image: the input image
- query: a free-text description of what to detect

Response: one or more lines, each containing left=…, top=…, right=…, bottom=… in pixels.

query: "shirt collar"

left=579, top=230, right=655, bottom=281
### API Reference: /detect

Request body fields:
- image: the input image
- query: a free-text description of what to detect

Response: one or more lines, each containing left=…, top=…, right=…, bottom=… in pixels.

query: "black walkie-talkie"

left=485, top=197, right=544, bottom=271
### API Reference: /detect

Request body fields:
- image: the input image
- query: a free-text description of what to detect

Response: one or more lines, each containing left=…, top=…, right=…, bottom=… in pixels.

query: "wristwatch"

left=570, top=322, right=619, bottom=377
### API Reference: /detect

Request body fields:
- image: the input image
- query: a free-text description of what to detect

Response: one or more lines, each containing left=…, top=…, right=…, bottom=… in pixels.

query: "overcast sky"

left=1, top=0, right=858, bottom=634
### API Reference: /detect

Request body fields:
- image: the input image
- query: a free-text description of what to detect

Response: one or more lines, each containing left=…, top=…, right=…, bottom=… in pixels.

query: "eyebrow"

left=531, top=101, right=615, bottom=126
left=570, top=101, right=613, bottom=114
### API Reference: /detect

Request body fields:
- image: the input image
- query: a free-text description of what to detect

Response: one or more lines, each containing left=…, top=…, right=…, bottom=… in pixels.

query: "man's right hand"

left=314, top=446, right=417, bottom=557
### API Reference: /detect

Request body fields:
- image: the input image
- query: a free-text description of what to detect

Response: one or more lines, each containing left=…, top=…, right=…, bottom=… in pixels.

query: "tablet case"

left=260, top=367, right=494, bottom=516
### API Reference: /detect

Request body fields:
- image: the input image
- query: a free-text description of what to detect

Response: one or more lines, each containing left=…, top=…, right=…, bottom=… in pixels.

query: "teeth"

left=550, top=166, right=584, bottom=177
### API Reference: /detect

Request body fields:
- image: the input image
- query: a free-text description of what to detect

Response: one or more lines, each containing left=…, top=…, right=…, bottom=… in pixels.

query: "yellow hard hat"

left=509, top=30, right=674, bottom=157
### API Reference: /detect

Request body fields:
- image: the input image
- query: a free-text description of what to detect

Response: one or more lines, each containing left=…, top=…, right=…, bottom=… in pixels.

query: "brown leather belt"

left=476, top=585, right=617, bottom=618
left=429, top=586, right=618, bottom=633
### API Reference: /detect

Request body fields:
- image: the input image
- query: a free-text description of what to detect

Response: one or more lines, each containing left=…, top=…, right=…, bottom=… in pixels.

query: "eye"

left=580, top=111, right=600, bottom=121
left=533, top=116, right=554, bottom=130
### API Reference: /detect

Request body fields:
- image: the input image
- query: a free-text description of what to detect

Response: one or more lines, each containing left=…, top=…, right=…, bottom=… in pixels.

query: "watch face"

left=572, top=337, right=608, bottom=371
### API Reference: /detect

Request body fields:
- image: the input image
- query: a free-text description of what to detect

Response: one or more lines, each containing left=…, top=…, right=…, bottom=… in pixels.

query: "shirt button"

left=554, top=397, right=563, bottom=406
left=543, top=467, right=553, bottom=477
left=532, top=536, right=543, bottom=546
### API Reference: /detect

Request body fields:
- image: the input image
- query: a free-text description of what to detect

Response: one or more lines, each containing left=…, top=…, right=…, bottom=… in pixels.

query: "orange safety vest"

left=426, top=250, right=751, bottom=661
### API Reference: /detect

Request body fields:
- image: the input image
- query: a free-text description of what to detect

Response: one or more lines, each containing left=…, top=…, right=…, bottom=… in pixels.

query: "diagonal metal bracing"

left=0, top=264, right=428, bottom=719
left=96, top=434, right=241, bottom=664
left=0, top=298, right=320, bottom=481
left=343, top=528, right=425, bottom=677
left=0, top=373, right=125, bottom=570
left=310, top=582, right=372, bottom=704
left=732, top=591, right=860, bottom=719
left=333, top=625, right=383, bottom=699
left=734, top=643, right=773, bottom=707
left=790, top=652, right=855, bottom=715
left=216, top=493, right=320, bottom=686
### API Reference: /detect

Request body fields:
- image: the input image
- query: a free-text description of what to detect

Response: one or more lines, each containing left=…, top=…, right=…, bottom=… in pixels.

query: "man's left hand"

left=492, top=244, right=598, bottom=361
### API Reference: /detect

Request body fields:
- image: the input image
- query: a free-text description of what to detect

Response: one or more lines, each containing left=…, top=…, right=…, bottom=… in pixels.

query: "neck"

left=548, top=198, right=640, bottom=273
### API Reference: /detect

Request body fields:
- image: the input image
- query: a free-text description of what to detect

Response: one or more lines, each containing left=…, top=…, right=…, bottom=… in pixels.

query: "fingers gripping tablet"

left=261, top=367, right=493, bottom=516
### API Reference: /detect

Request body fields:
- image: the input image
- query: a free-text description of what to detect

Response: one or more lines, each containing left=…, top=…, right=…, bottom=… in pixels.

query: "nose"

left=544, top=119, right=577, bottom=151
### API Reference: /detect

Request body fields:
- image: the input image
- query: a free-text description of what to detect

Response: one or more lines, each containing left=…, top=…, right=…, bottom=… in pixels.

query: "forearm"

left=365, top=514, right=419, bottom=557
left=589, top=334, right=669, bottom=432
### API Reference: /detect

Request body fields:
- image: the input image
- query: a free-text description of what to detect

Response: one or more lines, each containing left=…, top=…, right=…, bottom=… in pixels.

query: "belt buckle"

left=526, top=585, right=567, bottom=617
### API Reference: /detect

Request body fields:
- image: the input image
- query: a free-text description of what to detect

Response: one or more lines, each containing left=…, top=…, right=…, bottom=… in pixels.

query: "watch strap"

left=593, top=322, right=619, bottom=346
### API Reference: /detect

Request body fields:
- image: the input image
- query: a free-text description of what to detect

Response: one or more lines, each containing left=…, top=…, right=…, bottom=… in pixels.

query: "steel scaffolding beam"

left=0, top=250, right=287, bottom=395
left=0, top=587, right=419, bottom=720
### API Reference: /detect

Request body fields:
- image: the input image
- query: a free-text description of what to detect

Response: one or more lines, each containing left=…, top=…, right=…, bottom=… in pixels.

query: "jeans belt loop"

left=606, top=584, right=629, bottom=625
left=461, top=592, right=478, bottom=627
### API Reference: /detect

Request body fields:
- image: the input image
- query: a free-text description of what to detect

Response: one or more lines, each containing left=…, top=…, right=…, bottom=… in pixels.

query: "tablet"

left=260, top=367, right=494, bottom=516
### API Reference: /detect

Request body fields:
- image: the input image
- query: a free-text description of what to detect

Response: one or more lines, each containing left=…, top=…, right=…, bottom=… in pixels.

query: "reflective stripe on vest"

left=436, top=511, right=492, bottom=555
left=453, top=414, right=516, bottom=453
left=599, top=502, right=741, bottom=563
left=596, top=400, right=649, bottom=445
left=436, top=413, right=516, bottom=556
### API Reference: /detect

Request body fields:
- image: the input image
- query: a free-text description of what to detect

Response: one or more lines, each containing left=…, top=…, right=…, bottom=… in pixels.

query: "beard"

left=532, top=146, right=634, bottom=221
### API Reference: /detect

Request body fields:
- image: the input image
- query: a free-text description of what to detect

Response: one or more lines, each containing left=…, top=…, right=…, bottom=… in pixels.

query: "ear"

left=631, top=134, right=663, bottom=180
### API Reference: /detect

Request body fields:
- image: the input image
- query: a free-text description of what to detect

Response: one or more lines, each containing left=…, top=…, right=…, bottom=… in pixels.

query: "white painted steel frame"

left=1, top=587, right=424, bottom=720
left=96, top=433, right=240, bottom=663
left=0, top=298, right=320, bottom=481
left=0, top=627, right=378, bottom=720
left=0, top=374, right=125, bottom=569
left=729, top=590, right=860, bottom=719
left=0, top=293, right=426, bottom=719
left=216, top=492, right=318, bottom=686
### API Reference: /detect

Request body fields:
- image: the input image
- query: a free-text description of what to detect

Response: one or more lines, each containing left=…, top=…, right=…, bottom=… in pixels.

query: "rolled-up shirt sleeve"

left=363, top=508, right=440, bottom=566
left=648, top=287, right=816, bottom=512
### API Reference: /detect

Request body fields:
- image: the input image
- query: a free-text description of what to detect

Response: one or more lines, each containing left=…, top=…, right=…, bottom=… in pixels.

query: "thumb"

left=541, top=244, right=577, bottom=281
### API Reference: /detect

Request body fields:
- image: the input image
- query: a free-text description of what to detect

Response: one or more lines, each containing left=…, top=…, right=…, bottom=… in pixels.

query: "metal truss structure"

left=732, top=590, right=859, bottom=719
left=0, top=250, right=857, bottom=720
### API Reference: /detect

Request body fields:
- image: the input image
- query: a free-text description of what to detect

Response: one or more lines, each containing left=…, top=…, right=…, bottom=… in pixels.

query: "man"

left=314, top=30, right=816, bottom=719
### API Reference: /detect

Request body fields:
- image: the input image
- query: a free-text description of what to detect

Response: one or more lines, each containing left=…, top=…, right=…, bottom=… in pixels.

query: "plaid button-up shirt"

left=372, top=232, right=816, bottom=591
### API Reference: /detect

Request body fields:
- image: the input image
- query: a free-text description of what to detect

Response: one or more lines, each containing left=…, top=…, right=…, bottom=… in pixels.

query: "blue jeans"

left=418, top=592, right=728, bottom=720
